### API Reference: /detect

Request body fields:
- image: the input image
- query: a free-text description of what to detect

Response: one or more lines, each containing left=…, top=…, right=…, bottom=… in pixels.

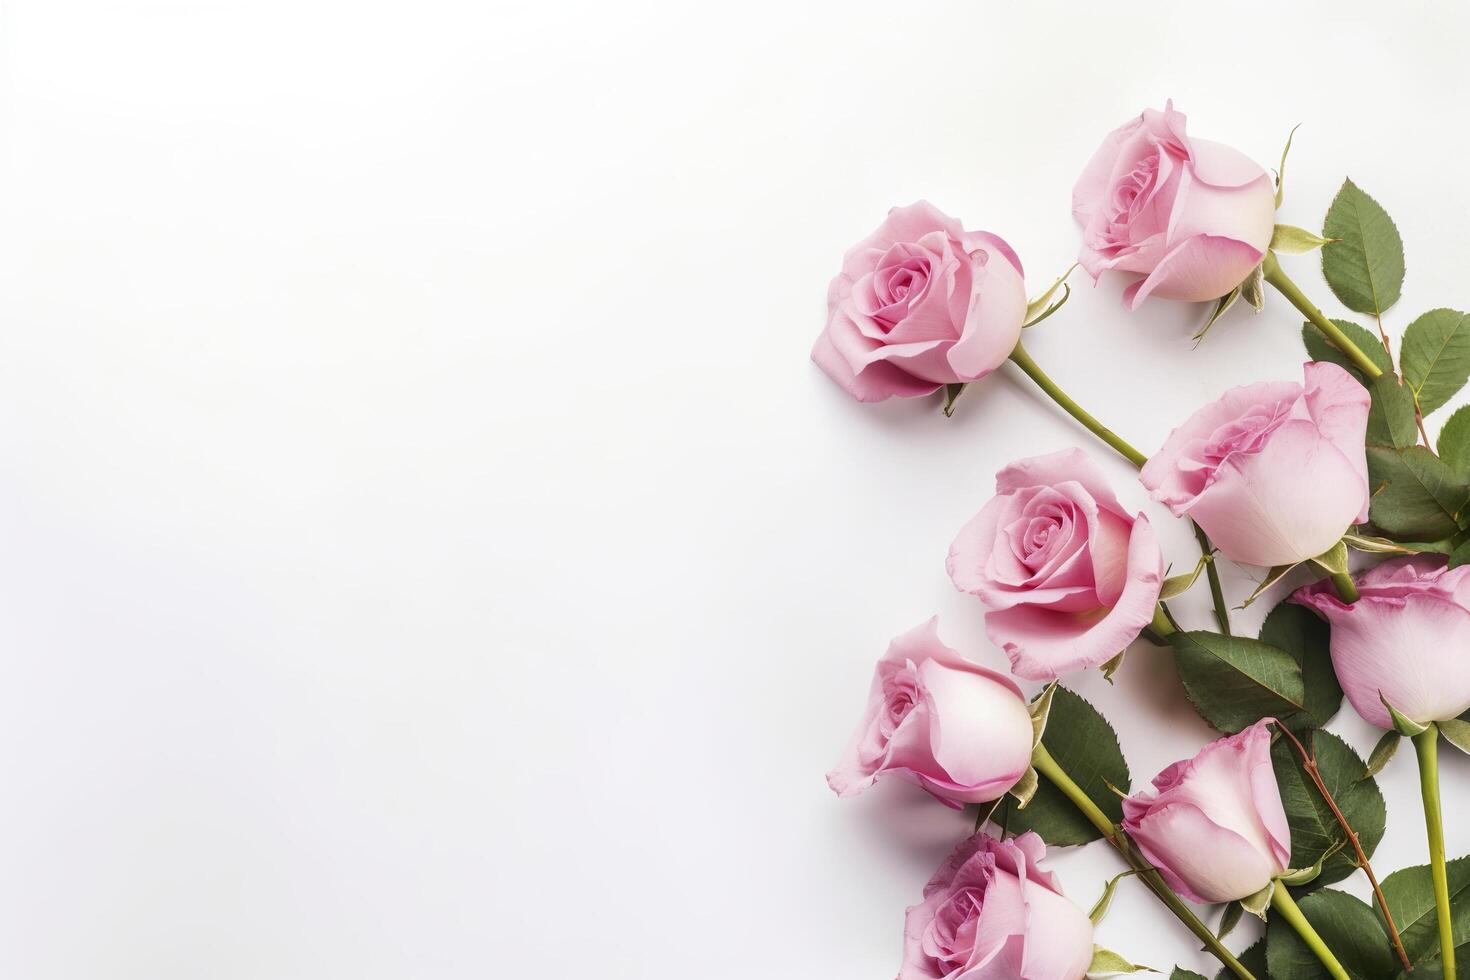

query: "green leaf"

left=1378, top=856, right=1470, bottom=965
left=1173, top=971, right=1209, bottom=980
left=1217, top=939, right=1269, bottom=980
left=1367, top=375, right=1420, bottom=450
left=1363, top=731, right=1401, bottom=779
left=1438, top=405, right=1470, bottom=478
left=1169, top=630, right=1305, bottom=733
left=1451, top=540, right=1470, bottom=569
left=1260, top=598, right=1341, bottom=730
left=1322, top=179, right=1405, bottom=317
left=1271, top=732, right=1385, bottom=892
left=1302, top=320, right=1393, bottom=383
left=1402, top=309, right=1470, bottom=416
left=1267, top=888, right=1395, bottom=980
left=1273, top=224, right=1334, bottom=253
left=992, top=687, right=1129, bottom=846
left=1367, top=446, right=1470, bottom=540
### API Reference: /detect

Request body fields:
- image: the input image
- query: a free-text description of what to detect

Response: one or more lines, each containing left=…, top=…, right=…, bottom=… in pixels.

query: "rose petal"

left=1121, top=233, right=1265, bottom=308
left=983, top=515, right=1163, bottom=680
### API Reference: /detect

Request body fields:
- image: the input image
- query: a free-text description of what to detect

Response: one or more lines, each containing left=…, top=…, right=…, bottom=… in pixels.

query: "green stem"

left=1415, top=726, right=1457, bottom=980
left=1271, top=886, right=1351, bottom=980
left=1192, top=524, right=1232, bottom=635
left=1329, top=571, right=1360, bottom=604
left=1008, top=343, right=1148, bottom=467
left=1261, top=253, right=1384, bottom=379
left=1031, top=744, right=1256, bottom=980
left=1007, top=342, right=1232, bottom=633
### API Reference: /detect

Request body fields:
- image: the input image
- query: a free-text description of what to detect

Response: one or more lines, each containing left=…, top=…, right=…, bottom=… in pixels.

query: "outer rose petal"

left=1121, top=721, right=1288, bottom=903
left=1187, top=137, right=1277, bottom=189
left=826, top=619, right=1031, bottom=807
left=1292, top=588, right=1470, bottom=728
left=1018, top=878, right=1095, bottom=980
left=995, top=448, right=1127, bottom=513
left=811, top=312, right=942, bottom=402
left=1301, top=361, right=1372, bottom=523
left=845, top=201, right=967, bottom=277
left=984, top=515, right=1163, bottom=680
left=1140, top=379, right=1305, bottom=512
left=947, top=236, right=1026, bottom=381
left=920, top=658, right=1033, bottom=795
left=1183, top=419, right=1364, bottom=567
left=1121, top=233, right=1265, bottom=308
left=1125, top=802, right=1282, bottom=903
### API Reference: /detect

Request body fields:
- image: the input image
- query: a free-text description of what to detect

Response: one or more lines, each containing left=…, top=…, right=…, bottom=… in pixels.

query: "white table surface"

left=1, top=1, right=1467, bottom=976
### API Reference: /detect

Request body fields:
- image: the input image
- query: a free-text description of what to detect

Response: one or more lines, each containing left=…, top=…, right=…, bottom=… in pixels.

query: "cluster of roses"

left=817, top=103, right=1470, bottom=980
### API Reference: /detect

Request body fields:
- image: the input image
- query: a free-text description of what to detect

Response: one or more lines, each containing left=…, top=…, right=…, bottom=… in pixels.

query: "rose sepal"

left=1381, top=695, right=1431, bottom=737
left=1087, top=946, right=1153, bottom=976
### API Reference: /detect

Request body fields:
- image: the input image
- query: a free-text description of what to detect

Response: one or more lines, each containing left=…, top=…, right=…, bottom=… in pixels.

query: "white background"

left=0, top=1, right=1468, bottom=977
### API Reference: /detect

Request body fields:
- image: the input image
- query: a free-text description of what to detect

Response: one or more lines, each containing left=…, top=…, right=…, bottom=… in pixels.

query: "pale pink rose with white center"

left=900, top=831, right=1094, bottom=980
left=826, top=618, right=1033, bottom=808
left=1139, top=362, right=1370, bottom=568
left=1293, top=555, right=1470, bottom=729
left=1073, top=101, right=1276, bottom=309
left=947, top=448, right=1164, bottom=680
left=812, top=201, right=1027, bottom=402
left=1122, top=720, right=1291, bottom=904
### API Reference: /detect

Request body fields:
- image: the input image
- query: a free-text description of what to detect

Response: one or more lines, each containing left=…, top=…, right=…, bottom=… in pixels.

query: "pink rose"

left=1122, top=719, right=1291, bottom=904
left=812, top=201, right=1026, bottom=402
left=1073, top=101, right=1276, bottom=309
left=1139, top=362, right=1370, bottom=568
left=900, top=831, right=1094, bottom=980
left=826, top=618, right=1033, bottom=808
left=947, top=448, right=1164, bottom=680
left=1292, top=556, right=1470, bottom=729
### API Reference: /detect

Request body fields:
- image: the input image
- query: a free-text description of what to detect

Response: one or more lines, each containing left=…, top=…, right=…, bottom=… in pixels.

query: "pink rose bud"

left=1122, top=720, right=1291, bottom=904
left=900, top=831, right=1094, bottom=980
left=947, top=448, right=1164, bottom=680
left=826, top=618, right=1033, bottom=808
left=1139, top=361, right=1370, bottom=568
left=1073, top=100, right=1276, bottom=309
left=1292, top=556, right=1470, bottom=729
left=811, top=201, right=1026, bottom=402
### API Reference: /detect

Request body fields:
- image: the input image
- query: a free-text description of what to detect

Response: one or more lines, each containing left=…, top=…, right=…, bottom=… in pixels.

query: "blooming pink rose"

left=1292, top=556, right=1470, bottom=729
left=812, top=201, right=1026, bottom=402
left=1139, top=362, right=1370, bottom=568
left=1073, top=101, right=1276, bottom=309
left=1122, top=719, right=1291, bottom=904
left=901, top=831, right=1094, bottom=980
left=826, top=618, right=1033, bottom=808
left=947, top=449, right=1164, bottom=680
